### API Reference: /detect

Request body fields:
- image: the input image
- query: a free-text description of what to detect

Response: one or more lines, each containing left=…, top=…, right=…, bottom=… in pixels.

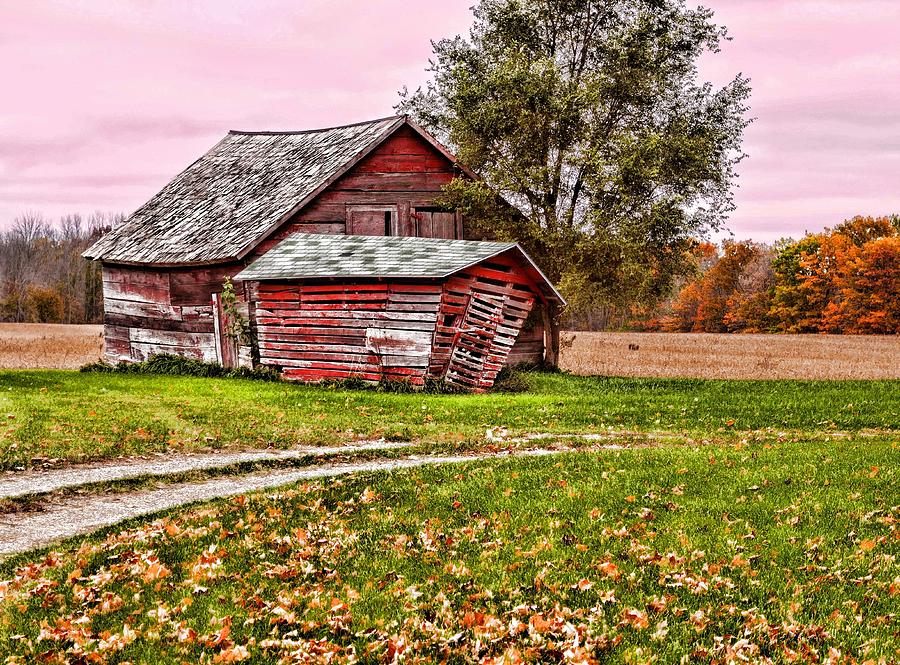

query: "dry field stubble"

left=2, top=324, right=898, bottom=379
left=560, top=331, right=900, bottom=380
left=0, top=323, right=103, bottom=370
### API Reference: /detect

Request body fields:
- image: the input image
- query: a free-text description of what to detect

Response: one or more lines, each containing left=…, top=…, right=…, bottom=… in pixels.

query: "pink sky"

left=1, top=0, right=899, bottom=242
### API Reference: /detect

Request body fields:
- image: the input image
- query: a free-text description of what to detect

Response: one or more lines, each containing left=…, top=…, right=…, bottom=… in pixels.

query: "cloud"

left=700, top=0, right=900, bottom=237
left=1, top=0, right=898, bottom=240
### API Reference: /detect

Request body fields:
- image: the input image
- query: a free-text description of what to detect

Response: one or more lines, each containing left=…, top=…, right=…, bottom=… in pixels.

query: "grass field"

left=1, top=329, right=898, bottom=661
left=3, top=323, right=900, bottom=380
left=1, top=370, right=898, bottom=470
left=1, top=438, right=897, bottom=662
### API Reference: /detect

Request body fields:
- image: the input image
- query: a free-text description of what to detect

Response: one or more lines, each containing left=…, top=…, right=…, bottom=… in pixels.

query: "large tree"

left=398, top=0, right=751, bottom=361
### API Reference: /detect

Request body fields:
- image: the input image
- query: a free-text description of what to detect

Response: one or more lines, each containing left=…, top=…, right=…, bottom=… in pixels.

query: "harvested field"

left=561, top=330, right=900, bottom=380
left=3, top=324, right=898, bottom=379
left=0, top=323, right=103, bottom=369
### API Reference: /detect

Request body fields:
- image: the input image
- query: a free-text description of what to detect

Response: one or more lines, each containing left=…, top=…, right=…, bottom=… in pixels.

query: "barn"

left=235, top=233, right=562, bottom=388
left=83, top=115, right=564, bottom=388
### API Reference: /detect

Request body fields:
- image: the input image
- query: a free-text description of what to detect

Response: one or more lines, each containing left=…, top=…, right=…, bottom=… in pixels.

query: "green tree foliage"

left=398, top=0, right=752, bottom=348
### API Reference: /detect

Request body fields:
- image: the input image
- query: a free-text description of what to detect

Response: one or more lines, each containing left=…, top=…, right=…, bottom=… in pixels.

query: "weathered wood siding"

left=254, top=281, right=443, bottom=384
left=508, top=313, right=546, bottom=366
left=250, top=252, right=541, bottom=389
left=102, top=266, right=219, bottom=363
left=433, top=253, right=537, bottom=389
left=254, top=125, right=461, bottom=254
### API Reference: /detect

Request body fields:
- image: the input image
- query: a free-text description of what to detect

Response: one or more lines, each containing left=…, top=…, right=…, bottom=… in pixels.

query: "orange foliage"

left=645, top=215, right=899, bottom=334
left=821, top=236, right=900, bottom=333
left=662, top=241, right=771, bottom=332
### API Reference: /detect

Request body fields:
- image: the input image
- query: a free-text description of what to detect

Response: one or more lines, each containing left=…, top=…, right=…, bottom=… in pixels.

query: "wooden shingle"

left=84, top=117, right=408, bottom=264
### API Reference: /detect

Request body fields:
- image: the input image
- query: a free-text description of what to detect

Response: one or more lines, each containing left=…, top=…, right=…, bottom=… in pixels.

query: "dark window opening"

left=384, top=211, right=392, bottom=236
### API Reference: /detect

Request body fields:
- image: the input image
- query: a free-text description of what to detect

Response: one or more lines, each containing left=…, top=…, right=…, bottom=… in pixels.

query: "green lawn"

left=1, top=370, right=898, bottom=469
left=1, top=439, right=897, bottom=662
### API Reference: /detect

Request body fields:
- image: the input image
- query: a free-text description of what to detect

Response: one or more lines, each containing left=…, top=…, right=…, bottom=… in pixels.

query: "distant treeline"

left=0, top=213, right=122, bottom=324
left=3, top=212, right=898, bottom=333
left=629, top=215, right=900, bottom=334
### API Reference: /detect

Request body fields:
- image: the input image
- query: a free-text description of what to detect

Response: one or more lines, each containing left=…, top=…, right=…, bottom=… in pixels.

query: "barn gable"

left=250, top=123, right=469, bottom=256
left=83, top=116, right=472, bottom=266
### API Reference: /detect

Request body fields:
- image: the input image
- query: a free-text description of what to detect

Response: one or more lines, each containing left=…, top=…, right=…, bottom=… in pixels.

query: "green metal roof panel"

left=234, top=233, right=519, bottom=281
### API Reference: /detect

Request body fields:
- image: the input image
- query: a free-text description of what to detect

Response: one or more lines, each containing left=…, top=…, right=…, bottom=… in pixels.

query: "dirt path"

left=0, top=447, right=579, bottom=556
left=0, top=440, right=412, bottom=499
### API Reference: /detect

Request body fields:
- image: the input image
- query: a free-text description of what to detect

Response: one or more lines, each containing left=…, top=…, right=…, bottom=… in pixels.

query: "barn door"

left=444, top=292, right=505, bottom=389
left=347, top=205, right=397, bottom=236
left=414, top=208, right=458, bottom=239
left=211, top=292, right=238, bottom=368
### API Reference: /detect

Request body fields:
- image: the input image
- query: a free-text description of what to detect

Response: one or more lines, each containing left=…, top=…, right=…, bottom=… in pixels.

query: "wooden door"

left=347, top=205, right=397, bottom=236
left=414, top=209, right=458, bottom=239
left=444, top=292, right=505, bottom=389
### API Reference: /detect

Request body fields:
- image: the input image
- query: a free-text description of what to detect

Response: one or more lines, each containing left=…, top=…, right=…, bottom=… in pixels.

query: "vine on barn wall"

left=220, top=278, right=251, bottom=345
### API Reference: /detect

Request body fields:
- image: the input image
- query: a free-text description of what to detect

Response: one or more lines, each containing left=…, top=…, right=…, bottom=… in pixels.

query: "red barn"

left=84, top=115, right=564, bottom=387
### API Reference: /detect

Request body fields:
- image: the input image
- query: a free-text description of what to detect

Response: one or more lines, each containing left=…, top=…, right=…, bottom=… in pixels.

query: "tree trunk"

left=542, top=302, right=561, bottom=367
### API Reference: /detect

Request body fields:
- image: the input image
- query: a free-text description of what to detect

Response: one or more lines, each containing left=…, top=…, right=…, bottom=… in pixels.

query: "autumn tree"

left=661, top=240, right=769, bottom=332
left=821, top=236, right=900, bottom=333
left=398, top=0, right=751, bottom=358
left=24, top=285, right=64, bottom=323
left=768, top=216, right=898, bottom=333
left=0, top=212, right=117, bottom=323
left=767, top=235, right=822, bottom=333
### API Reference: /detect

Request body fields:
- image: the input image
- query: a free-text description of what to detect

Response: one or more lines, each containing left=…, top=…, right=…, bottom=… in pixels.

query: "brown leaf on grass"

left=204, top=623, right=231, bottom=648
left=620, top=608, right=649, bottom=630
left=730, top=555, right=750, bottom=569
left=529, top=613, right=554, bottom=634
left=598, top=589, right=617, bottom=604
left=596, top=561, right=621, bottom=580
left=573, top=578, right=593, bottom=592
left=214, top=645, right=250, bottom=662
left=142, top=560, right=170, bottom=583
left=329, top=598, right=349, bottom=614
left=462, top=611, right=486, bottom=628
left=859, top=539, right=876, bottom=552
left=689, top=609, right=709, bottom=632
left=648, top=596, right=668, bottom=613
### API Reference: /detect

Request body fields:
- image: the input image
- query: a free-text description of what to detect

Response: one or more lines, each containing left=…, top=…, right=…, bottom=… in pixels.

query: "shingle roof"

left=235, top=233, right=516, bottom=280
left=233, top=233, right=565, bottom=303
left=84, top=116, right=411, bottom=265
